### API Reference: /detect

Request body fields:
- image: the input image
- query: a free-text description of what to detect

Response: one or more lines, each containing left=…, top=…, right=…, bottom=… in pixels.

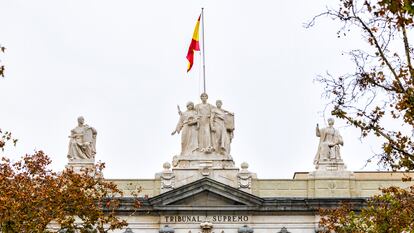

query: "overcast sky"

left=0, top=0, right=385, bottom=179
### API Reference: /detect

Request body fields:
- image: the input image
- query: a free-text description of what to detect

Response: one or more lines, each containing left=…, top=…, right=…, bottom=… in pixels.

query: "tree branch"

left=400, top=17, right=414, bottom=82
left=349, top=4, right=405, bottom=92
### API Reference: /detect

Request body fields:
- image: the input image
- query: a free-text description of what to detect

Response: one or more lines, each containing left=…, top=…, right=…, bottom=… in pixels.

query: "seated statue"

left=67, top=116, right=97, bottom=161
left=314, top=118, right=343, bottom=165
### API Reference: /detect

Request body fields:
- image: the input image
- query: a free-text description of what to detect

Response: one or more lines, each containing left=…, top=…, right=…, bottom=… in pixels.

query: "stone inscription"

left=164, top=215, right=249, bottom=223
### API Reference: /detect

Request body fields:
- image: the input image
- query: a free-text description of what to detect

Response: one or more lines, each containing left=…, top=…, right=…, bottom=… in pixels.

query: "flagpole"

left=201, top=8, right=206, bottom=93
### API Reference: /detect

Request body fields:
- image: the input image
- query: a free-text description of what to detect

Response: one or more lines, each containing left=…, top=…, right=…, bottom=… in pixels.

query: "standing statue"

left=211, top=100, right=234, bottom=155
left=171, top=94, right=236, bottom=157
left=314, top=118, right=343, bottom=165
left=195, top=93, right=214, bottom=152
left=67, top=116, right=97, bottom=160
left=171, top=102, right=199, bottom=155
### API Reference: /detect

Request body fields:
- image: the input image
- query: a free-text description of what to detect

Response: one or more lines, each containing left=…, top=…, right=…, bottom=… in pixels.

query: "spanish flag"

left=186, top=15, right=201, bottom=72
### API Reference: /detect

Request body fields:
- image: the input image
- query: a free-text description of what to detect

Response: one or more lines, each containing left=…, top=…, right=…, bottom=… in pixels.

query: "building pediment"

left=149, top=178, right=263, bottom=210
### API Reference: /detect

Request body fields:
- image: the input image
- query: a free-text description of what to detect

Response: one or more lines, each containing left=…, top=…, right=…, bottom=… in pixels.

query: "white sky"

left=0, top=0, right=385, bottom=179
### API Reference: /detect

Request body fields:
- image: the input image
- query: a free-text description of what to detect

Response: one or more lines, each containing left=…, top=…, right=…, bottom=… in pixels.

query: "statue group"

left=65, top=106, right=344, bottom=173
left=172, top=93, right=235, bottom=156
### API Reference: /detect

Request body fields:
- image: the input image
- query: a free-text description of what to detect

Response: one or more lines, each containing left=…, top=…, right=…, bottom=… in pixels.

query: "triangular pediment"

left=149, top=178, right=263, bottom=210
left=170, top=190, right=246, bottom=206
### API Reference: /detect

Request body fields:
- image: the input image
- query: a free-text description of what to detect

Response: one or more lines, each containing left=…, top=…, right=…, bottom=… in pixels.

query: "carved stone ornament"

left=199, top=160, right=213, bottom=176
left=160, top=162, right=175, bottom=192
left=237, top=162, right=252, bottom=193
left=172, top=155, right=179, bottom=167
left=277, top=227, right=290, bottom=233
left=200, top=222, right=213, bottom=233
left=159, top=225, right=175, bottom=233
left=238, top=225, right=253, bottom=233
left=200, top=166, right=210, bottom=176
left=123, top=228, right=134, bottom=233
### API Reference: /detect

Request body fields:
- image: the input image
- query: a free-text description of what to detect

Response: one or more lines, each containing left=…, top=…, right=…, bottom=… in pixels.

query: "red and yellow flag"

left=186, top=15, right=201, bottom=72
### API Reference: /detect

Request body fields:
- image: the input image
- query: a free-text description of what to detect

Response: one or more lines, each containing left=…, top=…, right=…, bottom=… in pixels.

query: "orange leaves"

left=0, top=130, right=17, bottom=151
left=0, top=151, right=54, bottom=232
left=0, top=153, right=131, bottom=232
left=319, top=185, right=414, bottom=232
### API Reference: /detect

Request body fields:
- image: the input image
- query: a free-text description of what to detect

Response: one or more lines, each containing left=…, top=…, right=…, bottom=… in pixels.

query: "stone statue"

left=195, top=93, right=214, bottom=152
left=314, top=118, right=343, bottom=165
left=171, top=94, right=236, bottom=157
left=67, top=116, right=97, bottom=161
left=172, top=102, right=199, bottom=155
left=211, top=100, right=233, bottom=155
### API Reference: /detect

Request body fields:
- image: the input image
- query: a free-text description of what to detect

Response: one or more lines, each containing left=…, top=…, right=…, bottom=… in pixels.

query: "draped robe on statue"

left=211, top=107, right=229, bottom=155
left=314, top=126, right=343, bottom=165
left=195, top=103, right=213, bottom=150
left=68, top=125, right=97, bottom=160
left=175, top=110, right=198, bottom=155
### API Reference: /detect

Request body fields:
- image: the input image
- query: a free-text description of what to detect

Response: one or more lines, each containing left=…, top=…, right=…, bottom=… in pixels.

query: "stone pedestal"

left=66, top=158, right=96, bottom=175
left=307, top=160, right=355, bottom=198
left=163, top=152, right=245, bottom=188
left=311, top=158, right=352, bottom=178
left=315, top=158, right=347, bottom=172
left=309, top=169, right=354, bottom=179
left=172, top=152, right=235, bottom=168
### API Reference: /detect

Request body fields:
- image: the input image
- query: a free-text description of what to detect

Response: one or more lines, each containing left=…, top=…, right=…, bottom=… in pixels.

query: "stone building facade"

left=65, top=102, right=414, bottom=233
left=108, top=170, right=413, bottom=233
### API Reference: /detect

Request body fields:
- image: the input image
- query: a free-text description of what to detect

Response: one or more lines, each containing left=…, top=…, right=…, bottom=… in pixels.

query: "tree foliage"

left=0, top=44, right=4, bottom=77
left=0, top=129, right=17, bottom=150
left=309, top=0, right=414, bottom=171
left=319, top=186, right=414, bottom=232
left=0, top=135, right=136, bottom=232
left=308, top=0, right=414, bottom=231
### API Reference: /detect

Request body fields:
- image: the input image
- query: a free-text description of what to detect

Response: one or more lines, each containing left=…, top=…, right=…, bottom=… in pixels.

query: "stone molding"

left=111, top=178, right=367, bottom=215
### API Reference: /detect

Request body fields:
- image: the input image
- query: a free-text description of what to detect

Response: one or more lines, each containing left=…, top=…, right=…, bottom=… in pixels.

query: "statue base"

left=173, top=151, right=236, bottom=169
left=66, top=158, right=98, bottom=176
left=310, top=159, right=353, bottom=178
left=315, top=159, right=347, bottom=171
left=170, top=152, right=239, bottom=188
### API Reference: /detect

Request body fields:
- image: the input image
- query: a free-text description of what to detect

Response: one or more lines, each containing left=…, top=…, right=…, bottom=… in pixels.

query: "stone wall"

left=110, top=215, right=319, bottom=233
left=107, top=179, right=161, bottom=197
left=109, top=171, right=414, bottom=198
